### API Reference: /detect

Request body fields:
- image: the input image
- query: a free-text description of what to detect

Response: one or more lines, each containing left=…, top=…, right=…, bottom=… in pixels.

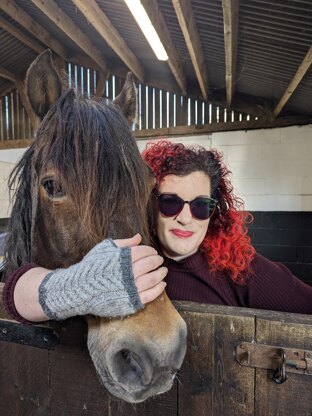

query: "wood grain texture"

left=0, top=342, right=49, bottom=415
left=255, top=317, right=312, bottom=416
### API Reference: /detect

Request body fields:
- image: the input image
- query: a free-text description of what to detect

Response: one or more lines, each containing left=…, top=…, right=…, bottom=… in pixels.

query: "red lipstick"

left=171, top=229, right=194, bottom=238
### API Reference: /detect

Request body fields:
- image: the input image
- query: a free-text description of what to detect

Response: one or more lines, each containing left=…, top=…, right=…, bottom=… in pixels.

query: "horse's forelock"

left=30, top=92, right=151, bottom=245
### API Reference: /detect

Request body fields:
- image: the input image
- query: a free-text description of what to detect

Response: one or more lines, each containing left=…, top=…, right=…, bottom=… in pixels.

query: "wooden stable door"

left=178, top=303, right=312, bottom=416
left=0, top=293, right=312, bottom=415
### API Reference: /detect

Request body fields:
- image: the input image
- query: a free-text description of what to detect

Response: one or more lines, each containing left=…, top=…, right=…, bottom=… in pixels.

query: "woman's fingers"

left=114, top=233, right=142, bottom=248
left=132, top=254, right=164, bottom=278
left=135, top=266, right=168, bottom=292
left=114, top=234, right=158, bottom=263
left=138, top=282, right=167, bottom=305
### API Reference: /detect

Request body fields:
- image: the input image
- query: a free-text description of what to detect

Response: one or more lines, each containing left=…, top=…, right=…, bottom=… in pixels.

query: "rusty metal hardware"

left=272, top=349, right=288, bottom=384
left=236, top=342, right=312, bottom=381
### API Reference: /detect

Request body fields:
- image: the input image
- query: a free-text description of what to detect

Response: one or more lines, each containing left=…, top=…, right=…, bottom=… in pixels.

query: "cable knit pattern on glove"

left=38, top=239, right=144, bottom=320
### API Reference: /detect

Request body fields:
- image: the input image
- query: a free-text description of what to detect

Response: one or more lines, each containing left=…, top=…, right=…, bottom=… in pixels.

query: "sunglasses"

left=155, top=193, right=217, bottom=220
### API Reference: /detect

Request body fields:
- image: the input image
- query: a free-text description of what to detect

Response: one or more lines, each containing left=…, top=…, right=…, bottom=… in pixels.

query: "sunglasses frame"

left=154, top=192, right=217, bottom=221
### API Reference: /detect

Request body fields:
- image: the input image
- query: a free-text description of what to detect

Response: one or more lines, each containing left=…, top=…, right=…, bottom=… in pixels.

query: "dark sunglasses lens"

left=158, top=194, right=183, bottom=217
left=191, top=198, right=215, bottom=220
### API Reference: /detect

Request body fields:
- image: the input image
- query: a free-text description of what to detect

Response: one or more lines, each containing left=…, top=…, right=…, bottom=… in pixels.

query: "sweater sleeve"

left=2, top=263, right=39, bottom=324
left=247, top=254, right=312, bottom=314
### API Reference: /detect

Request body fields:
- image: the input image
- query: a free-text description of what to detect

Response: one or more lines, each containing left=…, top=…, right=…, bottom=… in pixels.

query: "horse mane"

left=4, top=147, right=35, bottom=277
left=4, top=90, right=152, bottom=278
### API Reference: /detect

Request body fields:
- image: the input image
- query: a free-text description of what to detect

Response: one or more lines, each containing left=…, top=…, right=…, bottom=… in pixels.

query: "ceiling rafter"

left=15, top=78, right=38, bottom=129
left=0, top=66, right=17, bottom=82
left=0, top=1, right=106, bottom=73
left=0, top=15, right=44, bottom=54
left=140, top=0, right=187, bottom=95
left=273, top=45, right=312, bottom=117
left=30, top=0, right=109, bottom=74
left=1, top=1, right=68, bottom=59
left=0, top=81, right=15, bottom=98
left=222, top=0, right=239, bottom=107
left=72, top=0, right=145, bottom=82
left=172, top=0, right=208, bottom=100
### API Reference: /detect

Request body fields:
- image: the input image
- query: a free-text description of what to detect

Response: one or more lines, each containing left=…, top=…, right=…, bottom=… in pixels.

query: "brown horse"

left=4, top=50, right=187, bottom=403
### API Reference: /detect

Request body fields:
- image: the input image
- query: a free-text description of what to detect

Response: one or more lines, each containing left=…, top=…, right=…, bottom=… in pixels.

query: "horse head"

left=5, top=50, right=187, bottom=403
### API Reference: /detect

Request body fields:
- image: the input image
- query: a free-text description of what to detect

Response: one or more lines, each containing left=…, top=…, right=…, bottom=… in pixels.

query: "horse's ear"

left=26, top=49, right=62, bottom=120
left=113, top=72, right=137, bottom=124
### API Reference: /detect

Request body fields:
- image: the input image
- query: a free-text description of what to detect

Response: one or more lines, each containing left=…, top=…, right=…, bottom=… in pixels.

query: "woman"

left=4, top=140, right=312, bottom=322
left=142, top=140, right=312, bottom=313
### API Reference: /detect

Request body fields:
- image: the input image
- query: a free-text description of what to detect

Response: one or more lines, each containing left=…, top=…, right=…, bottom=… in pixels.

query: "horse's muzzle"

left=87, top=312, right=187, bottom=403
left=105, top=325, right=187, bottom=400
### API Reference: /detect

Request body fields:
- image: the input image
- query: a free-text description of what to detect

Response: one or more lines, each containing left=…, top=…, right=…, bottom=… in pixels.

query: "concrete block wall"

left=138, top=124, right=312, bottom=212
left=0, top=148, right=26, bottom=219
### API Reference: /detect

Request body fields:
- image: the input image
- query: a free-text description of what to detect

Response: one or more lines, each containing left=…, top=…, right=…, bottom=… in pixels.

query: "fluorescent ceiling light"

left=124, top=0, right=168, bottom=61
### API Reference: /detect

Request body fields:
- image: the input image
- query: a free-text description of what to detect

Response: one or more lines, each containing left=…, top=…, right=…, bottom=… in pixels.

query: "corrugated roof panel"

left=236, top=0, right=312, bottom=113
left=0, top=27, right=37, bottom=76
left=0, top=0, right=311, bottom=116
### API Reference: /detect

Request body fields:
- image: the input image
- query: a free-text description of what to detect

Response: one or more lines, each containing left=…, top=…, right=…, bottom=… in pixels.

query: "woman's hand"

left=114, top=234, right=167, bottom=304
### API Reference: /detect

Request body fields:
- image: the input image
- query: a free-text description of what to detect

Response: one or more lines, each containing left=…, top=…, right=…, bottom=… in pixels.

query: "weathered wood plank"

left=255, top=318, right=312, bottom=416
left=110, top=383, right=177, bottom=415
left=48, top=318, right=110, bottom=416
left=161, top=90, right=167, bottom=129
left=147, top=86, right=154, bottom=130
left=140, top=84, right=147, bottom=130
left=212, top=314, right=254, bottom=416
left=154, top=88, right=161, bottom=129
left=178, top=311, right=215, bottom=415
left=135, top=115, right=312, bottom=139
left=0, top=343, right=49, bottom=415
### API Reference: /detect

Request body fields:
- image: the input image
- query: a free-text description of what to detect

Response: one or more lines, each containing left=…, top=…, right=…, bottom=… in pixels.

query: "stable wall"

left=138, top=124, right=312, bottom=284
left=1, top=124, right=312, bottom=282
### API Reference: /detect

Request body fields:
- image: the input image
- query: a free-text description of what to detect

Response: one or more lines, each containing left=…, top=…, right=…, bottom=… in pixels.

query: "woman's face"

left=155, top=171, right=212, bottom=261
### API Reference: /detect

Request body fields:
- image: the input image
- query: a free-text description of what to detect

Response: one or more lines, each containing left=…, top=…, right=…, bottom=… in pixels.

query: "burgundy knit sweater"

left=164, top=250, right=312, bottom=314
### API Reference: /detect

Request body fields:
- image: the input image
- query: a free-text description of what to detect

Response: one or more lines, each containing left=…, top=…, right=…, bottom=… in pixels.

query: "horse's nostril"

left=113, top=348, right=153, bottom=386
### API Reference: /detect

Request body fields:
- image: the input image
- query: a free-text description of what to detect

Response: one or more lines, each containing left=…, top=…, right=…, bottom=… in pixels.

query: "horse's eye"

left=42, top=179, right=64, bottom=198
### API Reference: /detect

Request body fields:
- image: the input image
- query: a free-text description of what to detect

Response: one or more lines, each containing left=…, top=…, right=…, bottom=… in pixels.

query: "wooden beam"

left=222, top=0, right=239, bottom=107
left=0, top=81, right=15, bottom=98
left=0, top=139, right=33, bottom=149
left=15, top=78, right=39, bottom=130
left=140, top=0, right=187, bottom=95
left=30, top=0, right=109, bottom=74
left=135, top=115, right=312, bottom=139
left=0, top=15, right=44, bottom=54
left=273, top=45, right=312, bottom=117
left=0, top=67, right=16, bottom=83
left=72, top=0, right=145, bottom=82
left=172, top=0, right=208, bottom=100
left=95, top=72, right=109, bottom=98
left=1, top=0, right=68, bottom=59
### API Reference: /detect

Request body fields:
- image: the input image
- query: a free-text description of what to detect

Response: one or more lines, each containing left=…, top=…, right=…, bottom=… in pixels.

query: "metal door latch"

left=236, top=342, right=312, bottom=384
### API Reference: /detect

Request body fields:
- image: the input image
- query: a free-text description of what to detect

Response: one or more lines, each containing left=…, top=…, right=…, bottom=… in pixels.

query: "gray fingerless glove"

left=38, top=239, right=144, bottom=320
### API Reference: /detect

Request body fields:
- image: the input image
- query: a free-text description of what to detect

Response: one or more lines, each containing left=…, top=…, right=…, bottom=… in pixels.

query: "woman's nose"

left=175, top=203, right=193, bottom=224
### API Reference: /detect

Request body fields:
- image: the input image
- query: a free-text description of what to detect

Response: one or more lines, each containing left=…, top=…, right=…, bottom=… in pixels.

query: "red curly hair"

left=142, top=140, right=255, bottom=284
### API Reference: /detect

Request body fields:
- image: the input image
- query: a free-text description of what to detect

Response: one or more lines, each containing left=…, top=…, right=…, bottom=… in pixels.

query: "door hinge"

left=236, top=342, right=312, bottom=384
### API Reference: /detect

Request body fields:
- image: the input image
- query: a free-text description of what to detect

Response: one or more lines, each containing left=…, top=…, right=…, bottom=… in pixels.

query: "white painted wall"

left=138, top=124, right=312, bottom=212
left=1, top=124, right=312, bottom=218
left=0, top=148, right=26, bottom=218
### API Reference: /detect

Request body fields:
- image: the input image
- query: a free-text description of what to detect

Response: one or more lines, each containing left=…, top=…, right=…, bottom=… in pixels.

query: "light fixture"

left=124, top=0, right=168, bottom=61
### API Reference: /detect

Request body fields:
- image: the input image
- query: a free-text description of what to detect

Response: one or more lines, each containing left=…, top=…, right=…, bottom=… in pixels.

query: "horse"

left=4, top=50, right=187, bottom=403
